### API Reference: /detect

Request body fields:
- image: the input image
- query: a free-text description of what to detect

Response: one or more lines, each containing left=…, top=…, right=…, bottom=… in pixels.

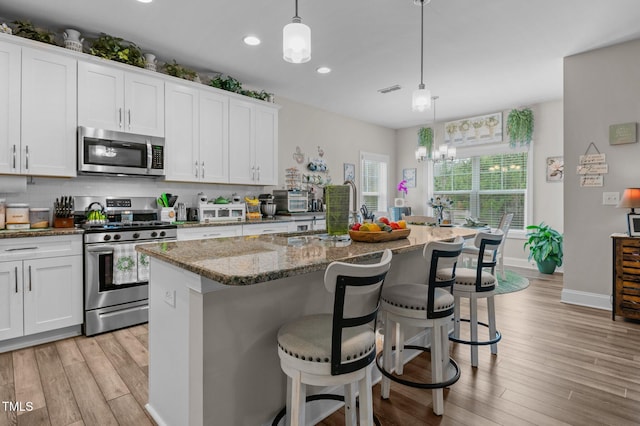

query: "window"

left=360, top=152, right=388, bottom=212
left=433, top=151, right=528, bottom=229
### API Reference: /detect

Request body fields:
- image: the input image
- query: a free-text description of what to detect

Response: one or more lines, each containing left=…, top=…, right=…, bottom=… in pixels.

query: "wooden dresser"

left=612, top=235, right=640, bottom=320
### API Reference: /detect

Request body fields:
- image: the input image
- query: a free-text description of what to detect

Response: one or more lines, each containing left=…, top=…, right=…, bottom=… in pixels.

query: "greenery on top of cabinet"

left=89, top=34, right=145, bottom=68
left=13, top=20, right=56, bottom=45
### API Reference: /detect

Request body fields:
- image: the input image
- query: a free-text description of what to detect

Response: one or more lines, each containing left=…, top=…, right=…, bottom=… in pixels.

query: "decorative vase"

left=63, top=29, right=83, bottom=52
left=536, top=258, right=557, bottom=274
left=144, top=53, right=157, bottom=71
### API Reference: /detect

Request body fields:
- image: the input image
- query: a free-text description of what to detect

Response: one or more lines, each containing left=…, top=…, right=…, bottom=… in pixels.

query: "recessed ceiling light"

left=243, top=36, right=261, bottom=46
left=316, top=67, right=331, bottom=74
left=137, top=0, right=153, bottom=3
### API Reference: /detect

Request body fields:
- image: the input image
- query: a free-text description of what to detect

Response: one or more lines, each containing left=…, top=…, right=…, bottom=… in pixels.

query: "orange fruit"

left=368, top=223, right=381, bottom=232
left=397, top=220, right=407, bottom=229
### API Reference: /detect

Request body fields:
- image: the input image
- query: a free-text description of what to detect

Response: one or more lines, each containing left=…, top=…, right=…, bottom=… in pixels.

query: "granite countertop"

left=0, top=227, right=84, bottom=239
left=137, top=225, right=477, bottom=286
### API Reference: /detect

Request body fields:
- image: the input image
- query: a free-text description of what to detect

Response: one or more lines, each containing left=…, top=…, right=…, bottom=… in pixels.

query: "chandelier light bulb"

left=412, top=84, right=431, bottom=112
left=283, top=5, right=311, bottom=64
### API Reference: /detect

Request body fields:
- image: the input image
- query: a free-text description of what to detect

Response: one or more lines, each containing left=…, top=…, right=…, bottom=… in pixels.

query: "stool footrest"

left=449, top=318, right=502, bottom=346
left=375, top=345, right=461, bottom=390
left=271, top=393, right=381, bottom=426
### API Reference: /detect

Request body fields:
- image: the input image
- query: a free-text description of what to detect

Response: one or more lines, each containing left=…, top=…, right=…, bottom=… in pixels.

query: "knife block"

left=54, top=217, right=74, bottom=228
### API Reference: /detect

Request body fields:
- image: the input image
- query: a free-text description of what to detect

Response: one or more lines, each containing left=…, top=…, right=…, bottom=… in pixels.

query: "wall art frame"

left=546, top=156, right=564, bottom=182
left=445, top=112, right=502, bottom=146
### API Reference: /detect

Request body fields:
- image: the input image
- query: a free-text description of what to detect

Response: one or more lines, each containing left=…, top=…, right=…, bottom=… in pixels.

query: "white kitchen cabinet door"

left=23, top=255, right=83, bottom=335
left=78, top=61, right=164, bottom=137
left=254, top=105, right=278, bottom=185
left=228, top=98, right=255, bottom=184
left=0, top=41, right=21, bottom=174
left=125, top=72, right=164, bottom=137
left=199, top=91, right=229, bottom=183
left=177, top=225, right=242, bottom=241
left=77, top=61, right=124, bottom=132
left=21, top=47, right=77, bottom=177
left=0, top=261, right=23, bottom=341
left=165, top=82, right=199, bottom=182
left=242, top=222, right=289, bottom=236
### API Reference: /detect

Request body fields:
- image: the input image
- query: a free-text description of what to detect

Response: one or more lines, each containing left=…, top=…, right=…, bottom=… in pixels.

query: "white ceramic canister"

left=6, top=203, right=29, bottom=224
left=0, top=198, right=5, bottom=229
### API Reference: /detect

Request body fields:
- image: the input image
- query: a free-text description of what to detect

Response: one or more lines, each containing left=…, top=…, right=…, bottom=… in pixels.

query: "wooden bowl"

left=348, top=228, right=411, bottom=243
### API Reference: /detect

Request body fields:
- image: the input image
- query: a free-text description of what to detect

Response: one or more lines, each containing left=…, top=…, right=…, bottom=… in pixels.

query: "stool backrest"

left=472, top=230, right=504, bottom=292
left=423, top=237, right=464, bottom=318
left=495, top=212, right=514, bottom=256
left=324, top=249, right=393, bottom=375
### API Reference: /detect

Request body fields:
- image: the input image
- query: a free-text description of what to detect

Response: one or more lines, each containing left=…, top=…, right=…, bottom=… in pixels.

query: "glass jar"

left=29, top=208, right=50, bottom=229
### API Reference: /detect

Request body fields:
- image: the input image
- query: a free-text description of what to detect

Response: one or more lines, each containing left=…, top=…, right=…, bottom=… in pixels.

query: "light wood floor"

left=1, top=267, right=640, bottom=425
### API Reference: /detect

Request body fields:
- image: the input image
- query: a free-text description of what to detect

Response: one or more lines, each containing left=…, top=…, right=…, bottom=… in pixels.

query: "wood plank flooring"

left=0, top=267, right=639, bottom=425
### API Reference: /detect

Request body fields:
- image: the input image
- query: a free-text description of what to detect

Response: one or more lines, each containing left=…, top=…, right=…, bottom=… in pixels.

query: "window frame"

left=359, top=151, right=389, bottom=213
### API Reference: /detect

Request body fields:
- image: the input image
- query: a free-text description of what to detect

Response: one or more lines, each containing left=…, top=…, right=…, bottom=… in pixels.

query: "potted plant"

left=13, top=20, right=56, bottom=45
left=418, top=127, right=433, bottom=159
left=506, top=107, right=534, bottom=147
left=524, top=222, right=563, bottom=274
left=162, top=60, right=199, bottom=81
left=89, top=34, right=145, bottom=68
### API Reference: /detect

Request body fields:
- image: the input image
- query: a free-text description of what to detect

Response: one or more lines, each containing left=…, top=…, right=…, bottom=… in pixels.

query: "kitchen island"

left=137, top=225, right=476, bottom=426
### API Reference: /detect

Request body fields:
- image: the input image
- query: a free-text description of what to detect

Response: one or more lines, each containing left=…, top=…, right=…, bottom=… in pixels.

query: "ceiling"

left=2, top=0, right=640, bottom=129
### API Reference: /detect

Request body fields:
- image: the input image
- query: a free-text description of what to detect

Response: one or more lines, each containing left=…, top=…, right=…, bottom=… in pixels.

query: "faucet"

left=344, top=179, right=359, bottom=225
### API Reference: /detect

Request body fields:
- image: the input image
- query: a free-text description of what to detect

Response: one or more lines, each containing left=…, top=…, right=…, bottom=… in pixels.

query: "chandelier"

left=415, top=96, right=456, bottom=163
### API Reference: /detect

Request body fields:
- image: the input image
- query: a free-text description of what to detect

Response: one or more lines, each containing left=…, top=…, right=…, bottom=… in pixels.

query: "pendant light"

left=283, top=0, right=311, bottom=64
left=412, top=0, right=431, bottom=111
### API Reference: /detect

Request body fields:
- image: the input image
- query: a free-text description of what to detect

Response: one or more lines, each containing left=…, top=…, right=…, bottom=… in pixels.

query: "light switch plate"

left=603, top=192, right=620, bottom=205
left=163, top=290, right=176, bottom=307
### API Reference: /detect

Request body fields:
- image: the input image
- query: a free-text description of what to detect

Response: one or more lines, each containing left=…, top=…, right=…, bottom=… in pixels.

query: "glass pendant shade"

left=283, top=20, right=311, bottom=64
left=412, top=85, right=431, bottom=112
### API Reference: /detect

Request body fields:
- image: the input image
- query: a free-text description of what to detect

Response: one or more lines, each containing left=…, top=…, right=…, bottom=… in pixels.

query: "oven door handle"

left=87, top=246, right=114, bottom=255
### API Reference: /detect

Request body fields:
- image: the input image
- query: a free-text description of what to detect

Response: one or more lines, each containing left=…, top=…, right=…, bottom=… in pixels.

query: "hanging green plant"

left=89, top=34, right=145, bottom=68
left=418, top=127, right=434, bottom=158
left=506, top=108, right=534, bottom=147
left=13, top=20, right=56, bottom=45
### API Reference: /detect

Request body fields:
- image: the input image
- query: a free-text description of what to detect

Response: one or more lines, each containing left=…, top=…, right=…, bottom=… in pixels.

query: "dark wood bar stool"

left=274, top=249, right=392, bottom=426
left=376, top=238, right=463, bottom=416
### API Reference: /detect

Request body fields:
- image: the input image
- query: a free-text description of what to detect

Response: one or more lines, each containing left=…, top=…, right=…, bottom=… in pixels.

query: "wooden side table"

left=612, top=234, right=640, bottom=320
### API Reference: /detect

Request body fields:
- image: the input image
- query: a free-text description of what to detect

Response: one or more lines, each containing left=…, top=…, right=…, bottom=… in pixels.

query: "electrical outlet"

left=603, top=192, right=620, bottom=205
left=163, top=290, right=176, bottom=307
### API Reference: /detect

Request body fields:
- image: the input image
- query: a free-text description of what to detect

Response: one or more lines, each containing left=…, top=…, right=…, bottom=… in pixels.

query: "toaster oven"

left=198, top=203, right=246, bottom=222
left=273, top=190, right=308, bottom=213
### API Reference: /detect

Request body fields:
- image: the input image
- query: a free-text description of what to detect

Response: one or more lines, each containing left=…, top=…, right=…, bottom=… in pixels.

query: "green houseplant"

left=506, top=107, right=534, bottom=147
left=418, top=127, right=433, bottom=159
left=13, top=20, right=56, bottom=45
left=89, top=34, right=145, bottom=68
left=163, top=60, right=199, bottom=81
left=524, top=222, right=563, bottom=274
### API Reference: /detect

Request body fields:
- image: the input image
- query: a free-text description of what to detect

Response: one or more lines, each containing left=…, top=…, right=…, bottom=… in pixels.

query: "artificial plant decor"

left=163, top=60, right=199, bottom=81
left=506, top=107, right=534, bottom=147
left=209, top=74, right=242, bottom=93
left=89, top=34, right=145, bottom=68
left=418, top=127, right=434, bottom=158
left=524, top=222, right=563, bottom=274
left=13, top=20, right=56, bottom=45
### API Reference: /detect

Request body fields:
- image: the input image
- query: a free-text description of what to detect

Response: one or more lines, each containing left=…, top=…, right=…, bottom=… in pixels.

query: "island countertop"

left=137, top=225, right=476, bottom=286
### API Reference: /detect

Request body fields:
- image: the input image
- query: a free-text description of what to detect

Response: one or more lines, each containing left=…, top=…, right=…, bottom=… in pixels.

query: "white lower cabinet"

left=242, top=222, right=290, bottom=236
left=0, top=235, right=83, bottom=342
left=177, top=225, right=242, bottom=241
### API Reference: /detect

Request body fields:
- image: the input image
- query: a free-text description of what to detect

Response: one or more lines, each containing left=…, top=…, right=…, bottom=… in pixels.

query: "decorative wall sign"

left=402, top=168, right=417, bottom=188
left=578, top=142, right=607, bottom=187
left=579, top=153, right=606, bottom=164
left=580, top=175, right=604, bottom=187
left=609, top=122, right=637, bottom=145
left=546, top=156, right=564, bottom=182
left=343, top=163, right=355, bottom=182
left=444, top=112, right=502, bottom=146
left=576, top=164, right=609, bottom=175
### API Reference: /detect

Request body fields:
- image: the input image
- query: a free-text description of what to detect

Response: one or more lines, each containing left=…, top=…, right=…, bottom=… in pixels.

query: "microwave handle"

left=147, top=141, right=152, bottom=173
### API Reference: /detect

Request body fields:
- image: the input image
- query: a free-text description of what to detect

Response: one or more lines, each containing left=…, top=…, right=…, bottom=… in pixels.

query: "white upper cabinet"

left=20, top=47, right=77, bottom=177
left=164, top=82, right=229, bottom=183
left=0, top=40, right=21, bottom=175
left=229, top=99, right=278, bottom=185
left=78, top=61, right=164, bottom=137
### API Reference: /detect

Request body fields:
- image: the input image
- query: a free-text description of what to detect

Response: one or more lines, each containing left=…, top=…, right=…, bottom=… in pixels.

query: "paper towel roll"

left=0, top=176, right=27, bottom=193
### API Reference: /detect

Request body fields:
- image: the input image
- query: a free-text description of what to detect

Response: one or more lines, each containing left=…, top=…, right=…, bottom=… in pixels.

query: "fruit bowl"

left=349, top=228, right=411, bottom=243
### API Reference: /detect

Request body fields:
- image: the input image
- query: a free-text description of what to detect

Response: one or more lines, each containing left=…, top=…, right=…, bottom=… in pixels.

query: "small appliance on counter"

left=198, top=202, right=246, bottom=223
left=273, top=190, right=308, bottom=213
left=258, top=194, right=276, bottom=218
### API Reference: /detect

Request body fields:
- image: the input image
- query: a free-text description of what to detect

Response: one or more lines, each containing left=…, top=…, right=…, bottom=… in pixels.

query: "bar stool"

left=376, top=237, right=464, bottom=416
left=448, top=231, right=503, bottom=367
left=462, top=213, right=513, bottom=279
left=274, top=249, right=392, bottom=426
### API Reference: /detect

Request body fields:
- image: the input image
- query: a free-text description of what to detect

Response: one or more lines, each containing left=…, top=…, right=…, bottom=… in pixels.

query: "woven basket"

left=349, top=228, right=411, bottom=243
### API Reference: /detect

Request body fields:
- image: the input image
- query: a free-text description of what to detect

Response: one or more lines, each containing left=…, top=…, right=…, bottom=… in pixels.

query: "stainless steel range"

left=73, top=196, right=177, bottom=336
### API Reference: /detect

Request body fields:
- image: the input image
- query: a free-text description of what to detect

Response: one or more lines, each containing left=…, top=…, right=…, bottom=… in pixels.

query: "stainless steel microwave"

left=78, top=126, right=165, bottom=177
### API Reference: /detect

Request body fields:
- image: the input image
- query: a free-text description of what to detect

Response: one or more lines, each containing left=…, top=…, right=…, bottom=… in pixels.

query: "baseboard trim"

left=0, top=325, right=82, bottom=354
left=504, top=256, right=564, bottom=273
left=560, top=289, right=611, bottom=311
left=145, top=404, right=168, bottom=426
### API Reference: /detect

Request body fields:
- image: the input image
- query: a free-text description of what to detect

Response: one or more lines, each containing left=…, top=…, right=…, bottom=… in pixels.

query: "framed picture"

left=629, top=213, right=640, bottom=236
left=343, top=163, right=355, bottom=181
left=402, top=168, right=417, bottom=188
left=444, top=112, right=502, bottom=146
left=546, top=156, right=564, bottom=182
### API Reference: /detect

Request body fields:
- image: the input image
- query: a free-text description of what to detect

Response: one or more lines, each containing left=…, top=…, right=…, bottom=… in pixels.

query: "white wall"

left=394, top=100, right=564, bottom=266
left=563, top=38, right=640, bottom=309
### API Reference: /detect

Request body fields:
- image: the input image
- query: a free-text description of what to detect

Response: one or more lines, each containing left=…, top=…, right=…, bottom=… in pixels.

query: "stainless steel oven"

left=74, top=196, right=176, bottom=336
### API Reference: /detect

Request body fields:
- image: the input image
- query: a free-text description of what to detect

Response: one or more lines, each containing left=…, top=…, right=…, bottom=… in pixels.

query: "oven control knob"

left=103, top=235, right=111, bottom=241
left=160, top=231, right=166, bottom=237
left=133, top=233, right=140, bottom=239
left=151, top=231, right=158, bottom=238
left=113, top=234, right=121, bottom=241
